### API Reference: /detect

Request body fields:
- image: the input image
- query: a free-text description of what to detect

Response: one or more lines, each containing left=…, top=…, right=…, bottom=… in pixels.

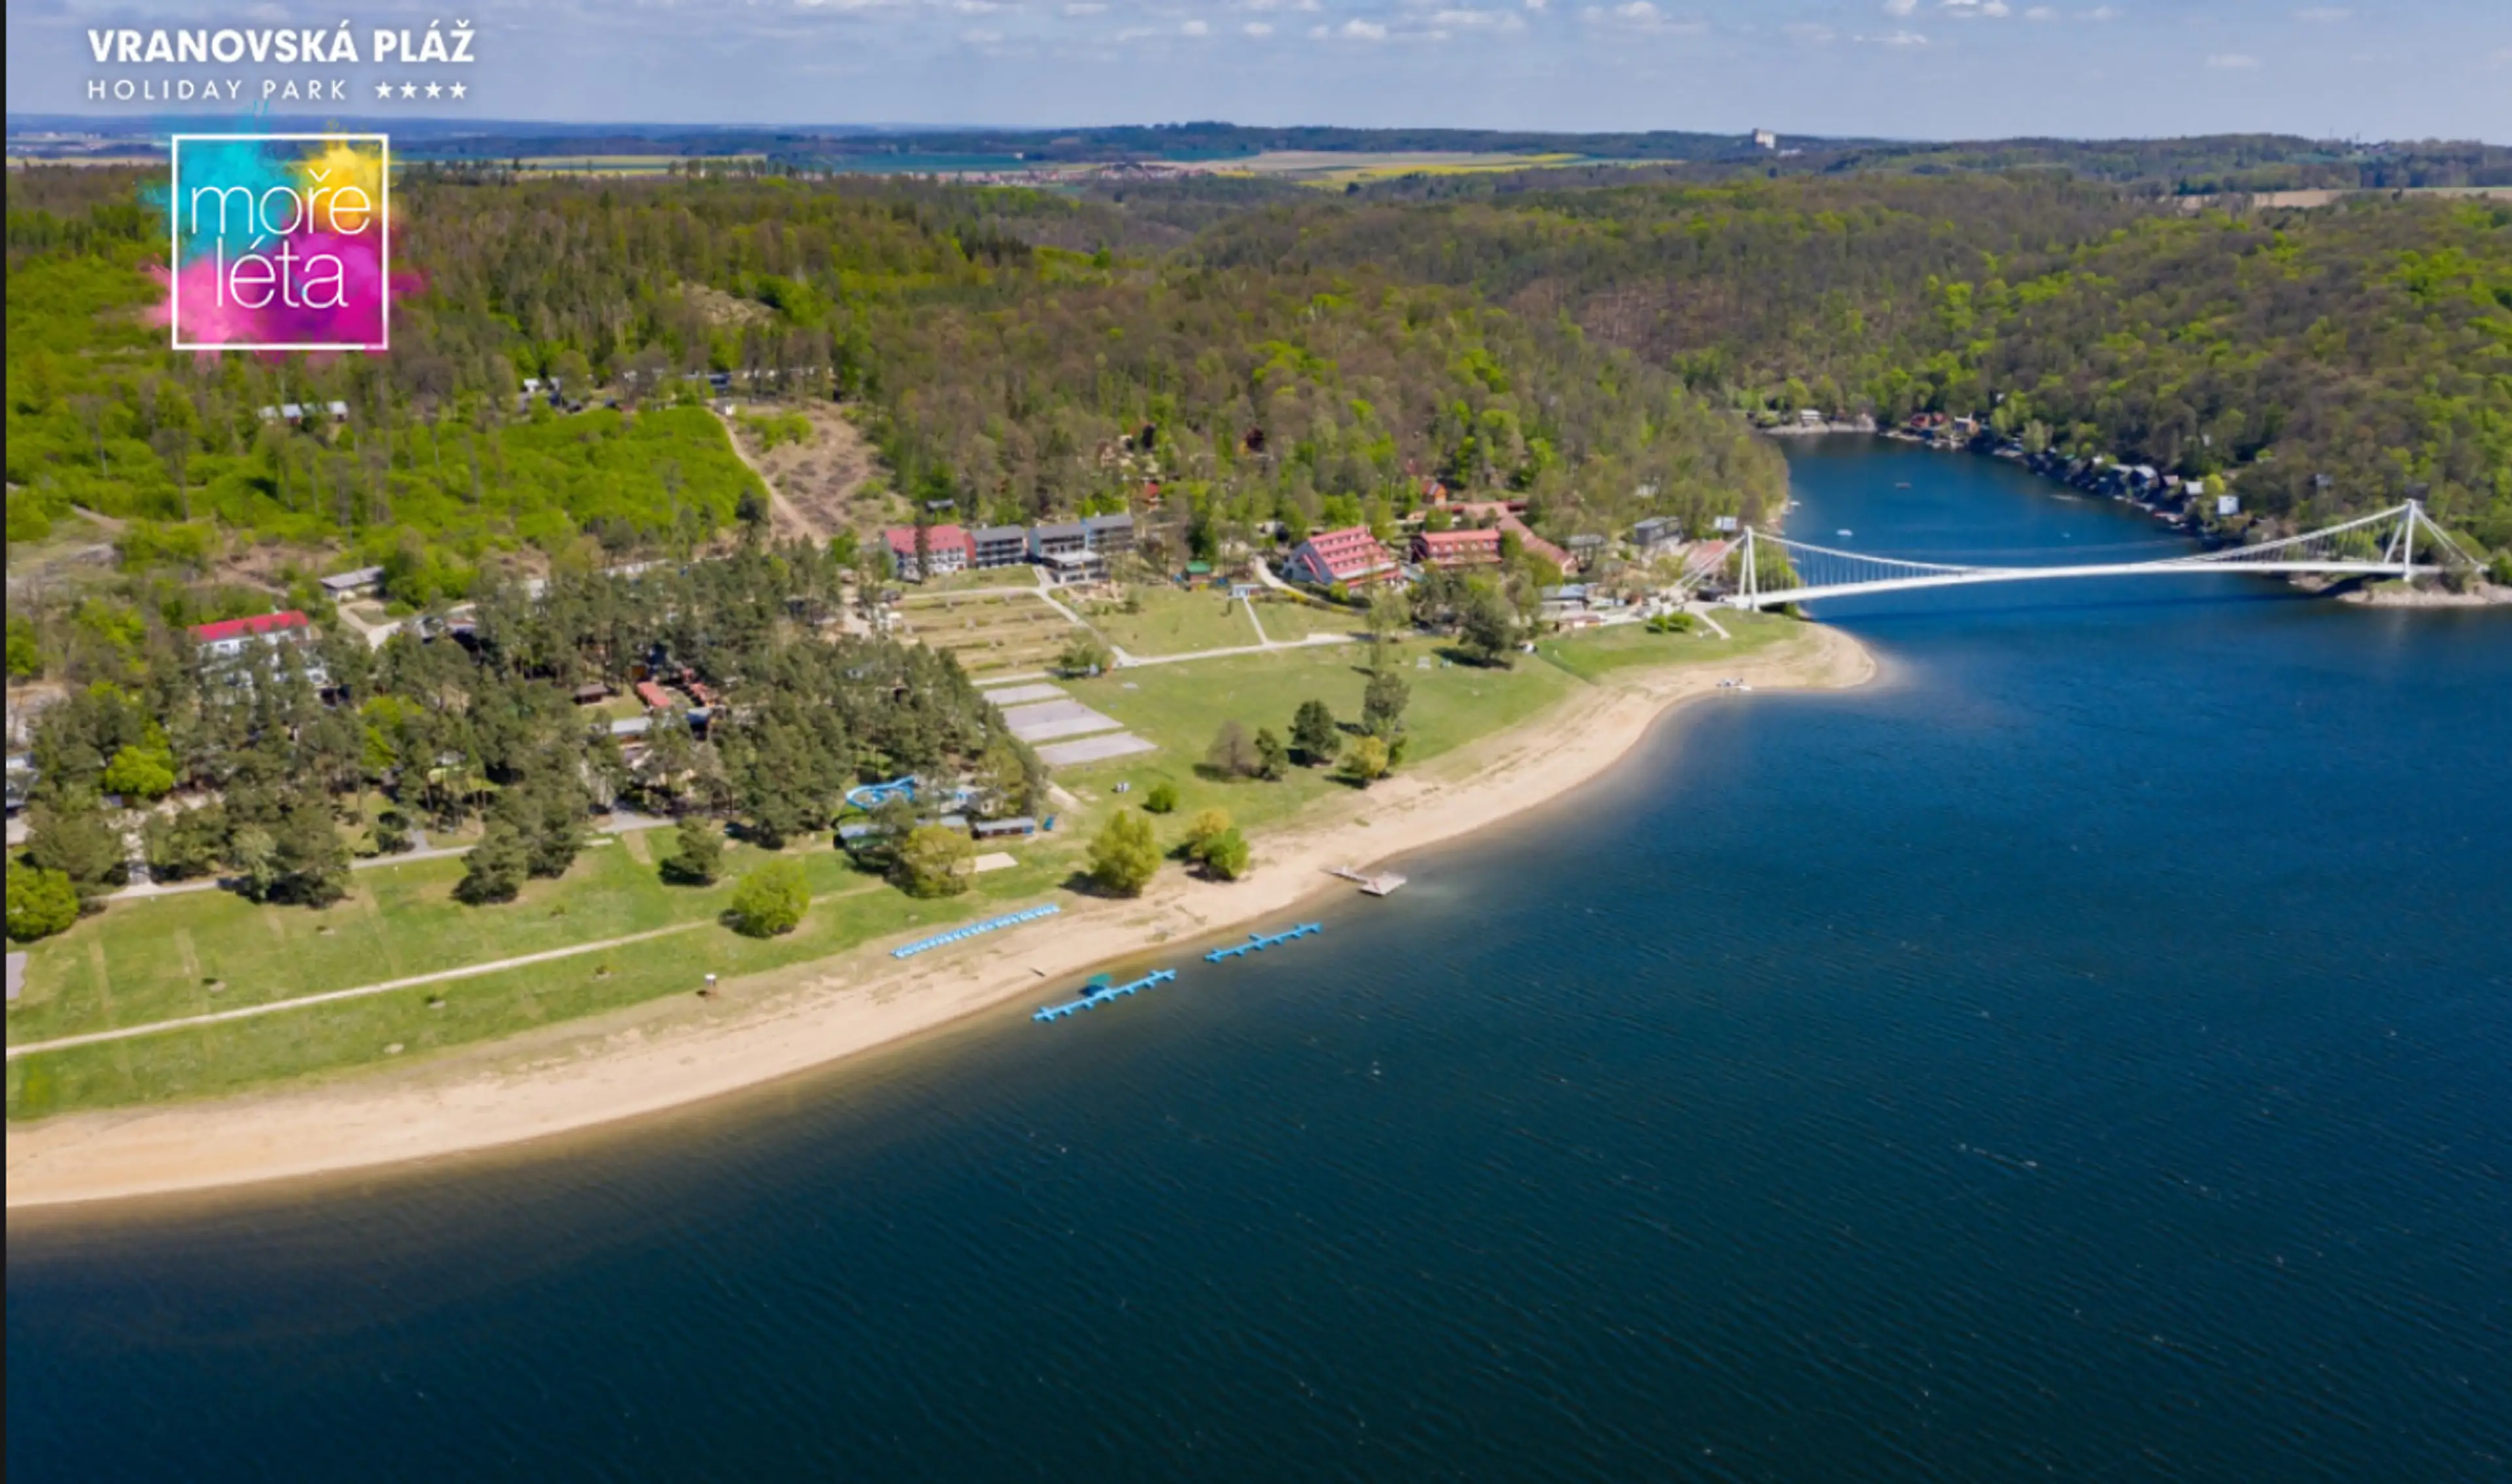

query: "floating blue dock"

left=1204, top=922, right=1323, bottom=963
left=1034, top=969, right=1179, bottom=1022
left=892, top=903, right=1060, bottom=960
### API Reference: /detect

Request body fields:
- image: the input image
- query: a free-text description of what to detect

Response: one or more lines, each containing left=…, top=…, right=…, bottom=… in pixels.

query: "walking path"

left=4, top=920, right=714, bottom=1060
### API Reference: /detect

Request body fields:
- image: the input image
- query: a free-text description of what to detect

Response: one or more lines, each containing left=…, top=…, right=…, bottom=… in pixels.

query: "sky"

left=9, top=0, right=2510, bottom=141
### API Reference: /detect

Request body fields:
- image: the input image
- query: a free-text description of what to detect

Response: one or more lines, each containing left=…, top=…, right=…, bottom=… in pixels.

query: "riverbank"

left=4, top=624, right=1875, bottom=1210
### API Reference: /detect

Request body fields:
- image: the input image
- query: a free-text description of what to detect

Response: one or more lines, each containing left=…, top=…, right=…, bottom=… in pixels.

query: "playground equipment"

left=845, top=776, right=988, bottom=813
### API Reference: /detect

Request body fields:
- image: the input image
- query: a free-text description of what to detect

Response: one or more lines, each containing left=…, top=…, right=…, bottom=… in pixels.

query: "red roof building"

left=882, top=525, right=974, bottom=581
left=188, top=610, right=311, bottom=655
left=1412, top=527, right=1503, bottom=570
left=635, top=680, right=675, bottom=712
left=1500, top=517, right=1573, bottom=575
left=1283, top=526, right=1399, bottom=588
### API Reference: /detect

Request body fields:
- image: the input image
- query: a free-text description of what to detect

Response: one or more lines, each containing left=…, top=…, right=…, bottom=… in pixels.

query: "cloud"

left=1942, top=0, right=2010, bottom=13
left=2083, top=5, right=2118, bottom=18
left=2023, top=5, right=2056, bottom=16
left=1061, top=3, right=1104, bottom=12
left=1524, top=0, right=1548, bottom=9
left=1432, top=8, right=1525, bottom=29
left=1181, top=17, right=1208, bottom=33
left=2205, top=52, right=2259, bottom=68
left=1336, top=17, right=1387, bottom=37
left=1881, top=0, right=1916, bottom=14
left=1580, top=1, right=1704, bottom=31
left=2293, top=5, right=2348, bottom=20
left=958, top=26, right=1003, bottom=42
left=1782, top=20, right=1836, bottom=41
left=1872, top=27, right=1928, bottom=45
left=1244, top=18, right=1272, bottom=32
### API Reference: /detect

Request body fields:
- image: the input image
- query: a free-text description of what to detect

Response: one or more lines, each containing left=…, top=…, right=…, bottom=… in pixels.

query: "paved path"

left=5, top=920, right=715, bottom=1060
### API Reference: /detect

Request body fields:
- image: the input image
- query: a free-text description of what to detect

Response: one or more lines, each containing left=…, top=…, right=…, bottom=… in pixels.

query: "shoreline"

left=5, top=624, right=1878, bottom=1213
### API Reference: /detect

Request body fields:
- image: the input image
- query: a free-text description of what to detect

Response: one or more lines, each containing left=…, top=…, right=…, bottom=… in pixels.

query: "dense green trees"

left=661, top=816, right=724, bottom=886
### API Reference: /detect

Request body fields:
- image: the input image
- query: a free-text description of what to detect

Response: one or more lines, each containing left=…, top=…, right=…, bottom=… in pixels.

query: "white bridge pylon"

left=1726, top=500, right=2481, bottom=610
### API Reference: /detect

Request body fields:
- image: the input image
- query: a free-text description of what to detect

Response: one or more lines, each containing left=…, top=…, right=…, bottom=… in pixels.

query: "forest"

left=7, top=158, right=2509, bottom=700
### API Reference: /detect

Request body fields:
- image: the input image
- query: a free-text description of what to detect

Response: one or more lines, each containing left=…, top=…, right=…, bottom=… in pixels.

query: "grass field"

left=1248, top=595, right=1360, bottom=644
left=3, top=828, right=1088, bottom=1118
left=1079, top=585, right=1263, bottom=656
left=1057, top=633, right=1579, bottom=836
left=1534, top=611, right=1794, bottom=682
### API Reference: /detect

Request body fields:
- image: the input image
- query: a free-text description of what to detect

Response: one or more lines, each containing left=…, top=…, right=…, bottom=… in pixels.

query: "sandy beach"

left=5, top=624, right=1876, bottom=1211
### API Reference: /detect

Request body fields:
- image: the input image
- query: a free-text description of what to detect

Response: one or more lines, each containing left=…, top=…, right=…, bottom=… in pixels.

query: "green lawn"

left=1535, top=611, right=1796, bottom=682
left=4, top=828, right=1087, bottom=1118
left=1247, top=595, right=1359, bottom=644
left=1079, top=585, right=1263, bottom=656
left=915, top=566, right=1046, bottom=594
left=1058, top=635, right=1578, bottom=836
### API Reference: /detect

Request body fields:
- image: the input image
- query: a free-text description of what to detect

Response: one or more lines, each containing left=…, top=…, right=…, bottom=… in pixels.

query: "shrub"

left=1206, top=719, right=1258, bottom=778
left=1195, top=828, right=1250, bottom=882
left=1143, top=781, right=1179, bottom=814
left=729, top=859, right=811, bottom=937
left=1087, top=810, right=1160, bottom=897
left=1339, top=734, right=1391, bottom=786
left=7, top=865, right=82, bottom=942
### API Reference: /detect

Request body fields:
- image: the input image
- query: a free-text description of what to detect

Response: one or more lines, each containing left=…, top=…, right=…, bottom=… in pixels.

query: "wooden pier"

left=1327, top=866, right=1407, bottom=897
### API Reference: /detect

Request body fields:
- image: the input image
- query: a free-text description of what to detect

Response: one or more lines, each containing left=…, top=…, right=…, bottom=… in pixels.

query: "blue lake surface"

left=9, top=439, right=2507, bottom=1481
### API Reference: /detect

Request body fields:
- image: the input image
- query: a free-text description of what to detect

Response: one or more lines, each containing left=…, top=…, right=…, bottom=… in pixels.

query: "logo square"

left=169, top=133, right=390, bottom=352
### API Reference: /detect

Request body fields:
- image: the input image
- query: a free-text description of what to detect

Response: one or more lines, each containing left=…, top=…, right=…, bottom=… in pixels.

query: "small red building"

left=635, top=680, right=675, bottom=712
left=1411, top=527, right=1502, bottom=570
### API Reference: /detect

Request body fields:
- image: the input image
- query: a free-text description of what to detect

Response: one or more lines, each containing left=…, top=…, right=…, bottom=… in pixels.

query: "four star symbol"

left=375, top=78, right=473, bottom=102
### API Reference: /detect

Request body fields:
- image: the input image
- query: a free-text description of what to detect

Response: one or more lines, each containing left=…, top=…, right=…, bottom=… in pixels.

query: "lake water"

left=9, top=440, right=2507, bottom=1482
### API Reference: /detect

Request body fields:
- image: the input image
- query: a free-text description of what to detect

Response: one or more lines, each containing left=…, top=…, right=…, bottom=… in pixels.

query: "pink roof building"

left=1284, top=526, right=1399, bottom=588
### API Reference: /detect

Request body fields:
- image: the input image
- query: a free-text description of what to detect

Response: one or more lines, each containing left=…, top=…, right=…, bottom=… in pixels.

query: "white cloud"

left=1881, top=0, right=1916, bottom=14
left=1115, top=24, right=1155, bottom=39
left=1525, top=0, right=1548, bottom=9
left=2083, top=5, right=2119, bottom=18
left=958, top=26, right=1003, bottom=42
left=2024, top=5, right=2056, bottom=16
left=1782, top=20, right=1836, bottom=41
left=1874, top=27, right=1928, bottom=45
left=1338, top=17, right=1388, bottom=37
left=1061, top=3, right=1104, bottom=12
left=1244, top=19, right=1272, bottom=32
left=1433, top=8, right=1524, bottom=28
left=2205, top=52, right=2259, bottom=68
left=2294, top=5, right=2348, bottom=20
left=1181, top=18, right=1208, bottom=33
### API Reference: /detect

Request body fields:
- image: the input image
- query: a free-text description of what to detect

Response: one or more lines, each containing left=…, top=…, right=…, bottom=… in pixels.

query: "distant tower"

left=1752, top=128, right=1779, bottom=151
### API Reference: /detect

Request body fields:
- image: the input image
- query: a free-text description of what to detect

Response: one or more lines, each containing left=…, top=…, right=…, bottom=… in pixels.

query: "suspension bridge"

left=1719, top=500, right=2481, bottom=610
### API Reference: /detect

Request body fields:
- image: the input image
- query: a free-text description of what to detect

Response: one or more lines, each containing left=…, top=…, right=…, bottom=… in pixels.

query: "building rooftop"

left=189, top=611, right=311, bottom=644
